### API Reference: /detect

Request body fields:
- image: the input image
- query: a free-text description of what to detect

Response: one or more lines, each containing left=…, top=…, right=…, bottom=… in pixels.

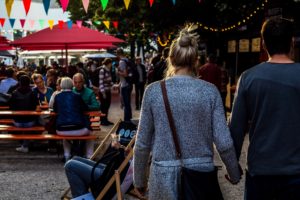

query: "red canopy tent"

left=0, top=36, right=13, bottom=51
left=12, top=23, right=124, bottom=66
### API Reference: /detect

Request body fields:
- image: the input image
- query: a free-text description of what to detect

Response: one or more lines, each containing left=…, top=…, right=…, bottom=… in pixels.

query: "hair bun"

left=178, top=25, right=199, bottom=48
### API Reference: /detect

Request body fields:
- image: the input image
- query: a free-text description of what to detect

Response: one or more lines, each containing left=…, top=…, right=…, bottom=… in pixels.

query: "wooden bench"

left=0, top=119, right=101, bottom=130
left=0, top=125, right=98, bottom=140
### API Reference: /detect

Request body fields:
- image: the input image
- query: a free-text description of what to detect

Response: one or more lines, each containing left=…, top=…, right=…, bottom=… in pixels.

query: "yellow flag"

left=5, top=0, right=14, bottom=17
left=123, top=0, right=130, bottom=10
left=103, top=21, right=110, bottom=29
left=48, top=20, right=54, bottom=29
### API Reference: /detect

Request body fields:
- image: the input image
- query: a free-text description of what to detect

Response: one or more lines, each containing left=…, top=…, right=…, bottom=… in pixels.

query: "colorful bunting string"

left=76, top=20, right=82, bottom=28
left=5, top=0, right=14, bottom=17
left=112, top=21, right=118, bottom=29
left=100, top=0, right=109, bottom=11
left=39, top=19, right=45, bottom=29
left=22, top=0, right=32, bottom=15
left=82, top=0, right=89, bottom=13
left=20, top=19, right=26, bottom=28
left=9, top=18, right=15, bottom=28
left=60, top=0, right=69, bottom=12
left=67, top=20, right=73, bottom=29
left=28, top=19, right=35, bottom=28
left=43, top=0, right=51, bottom=15
left=149, top=0, right=154, bottom=7
left=124, top=0, right=130, bottom=10
left=58, top=20, right=64, bottom=29
left=48, top=20, right=54, bottom=29
left=103, top=21, right=110, bottom=29
left=0, top=19, right=5, bottom=27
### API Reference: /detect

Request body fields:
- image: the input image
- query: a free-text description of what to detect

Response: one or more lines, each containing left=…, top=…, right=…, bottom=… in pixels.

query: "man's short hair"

left=116, top=48, right=124, bottom=56
left=261, top=17, right=294, bottom=56
left=73, top=72, right=85, bottom=82
left=6, top=67, right=15, bottom=78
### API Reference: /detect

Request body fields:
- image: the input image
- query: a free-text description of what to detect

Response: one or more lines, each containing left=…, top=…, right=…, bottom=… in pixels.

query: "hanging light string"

left=157, top=34, right=172, bottom=47
left=196, top=0, right=268, bottom=32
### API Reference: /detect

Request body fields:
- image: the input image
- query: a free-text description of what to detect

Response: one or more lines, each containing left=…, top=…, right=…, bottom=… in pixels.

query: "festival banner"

left=22, top=0, right=31, bottom=15
left=5, top=0, right=14, bottom=17
left=100, top=0, right=108, bottom=10
left=124, top=0, right=130, bottom=10
left=82, top=0, right=89, bottom=13
left=43, top=0, right=51, bottom=15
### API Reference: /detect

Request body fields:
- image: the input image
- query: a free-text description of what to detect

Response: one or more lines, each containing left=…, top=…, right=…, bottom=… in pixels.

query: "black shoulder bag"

left=160, top=80, right=224, bottom=200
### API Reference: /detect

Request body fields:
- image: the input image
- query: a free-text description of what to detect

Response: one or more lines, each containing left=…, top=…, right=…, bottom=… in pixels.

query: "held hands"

left=133, top=187, right=147, bottom=200
left=225, top=164, right=243, bottom=185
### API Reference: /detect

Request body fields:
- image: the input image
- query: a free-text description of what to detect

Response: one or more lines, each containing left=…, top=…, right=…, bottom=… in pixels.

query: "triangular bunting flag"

left=82, top=0, right=89, bottom=13
left=76, top=20, right=82, bottom=28
left=48, top=20, right=54, bottom=29
left=93, top=20, right=101, bottom=25
left=60, top=0, right=69, bottom=12
left=112, top=21, right=118, bottom=29
left=100, top=0, right=108, bottom=11
left=67, top=20, right=72, bottom=29
left=28, top=19, right=35, bottom=28
left=172, top=0, right=176, bottom=5
left=9, top=18, right=15, bottom=28
left=0, top=18, right=5, bottom=27
left=5, top=0, right=14, bottom=17
left=39, top=19, right=45, bottom=29
left=85, top=20, right=92, bottom=25
left=124, top=0, right=130, bottom=10
left=20, top=19, right=26, bottom=28
left=149, top=0, right=154, bottom=7
left=22, top=0, right=31, bottom=15
left=58, top=20, right=64, bottom=29
left=103, top=21, right=110, bottom=29
left=43, top=0, right=51, bottom=15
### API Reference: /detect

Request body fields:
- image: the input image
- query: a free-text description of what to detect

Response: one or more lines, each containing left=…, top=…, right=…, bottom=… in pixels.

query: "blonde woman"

left=133, top=25, right=241, bottom=199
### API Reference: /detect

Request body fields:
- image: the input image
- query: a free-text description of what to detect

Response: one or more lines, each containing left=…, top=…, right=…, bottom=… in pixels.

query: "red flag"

left=20, top=19, right=26, bottom=28
left=23, top=0, right=31, bottom=15
left=58, top=20, right=64, bottom=29
left=112, top=21, right=118, bottom=29
left=0, top=18, right=5, bottom=27
left=149, top=0, right=154, bottom=7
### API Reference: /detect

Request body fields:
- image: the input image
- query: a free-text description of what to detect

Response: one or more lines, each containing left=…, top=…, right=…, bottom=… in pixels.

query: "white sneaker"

left=16, top=146, right=29, bottom=153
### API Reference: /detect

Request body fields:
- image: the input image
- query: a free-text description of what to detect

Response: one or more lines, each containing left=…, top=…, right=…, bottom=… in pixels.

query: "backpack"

left=122, top=59, right=137, bottom=85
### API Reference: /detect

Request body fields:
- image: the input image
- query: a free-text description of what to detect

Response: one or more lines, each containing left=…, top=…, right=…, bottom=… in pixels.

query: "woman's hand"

left=225, top=164, right=243, bottom=185
left=134, top=187, right=147, bottom=200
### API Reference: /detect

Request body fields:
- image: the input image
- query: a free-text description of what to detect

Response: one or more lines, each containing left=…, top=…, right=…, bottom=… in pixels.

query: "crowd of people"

left=1, top=16, right=298, bottom=200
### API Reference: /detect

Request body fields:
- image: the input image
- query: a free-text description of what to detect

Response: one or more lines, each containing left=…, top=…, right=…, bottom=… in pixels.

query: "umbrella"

left=0, top=36, right=13, bottom=51
left=83, top=52, right=116, bottom=59
left=11, top=23, right=124, bottom=67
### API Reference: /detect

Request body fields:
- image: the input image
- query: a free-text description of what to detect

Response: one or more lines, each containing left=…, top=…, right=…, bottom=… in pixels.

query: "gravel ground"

left=0, top=91, right=248, bottom=200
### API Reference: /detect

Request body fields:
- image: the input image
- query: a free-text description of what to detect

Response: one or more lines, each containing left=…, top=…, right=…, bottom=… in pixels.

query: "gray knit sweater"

left=133, top=75, right=240, bottom=200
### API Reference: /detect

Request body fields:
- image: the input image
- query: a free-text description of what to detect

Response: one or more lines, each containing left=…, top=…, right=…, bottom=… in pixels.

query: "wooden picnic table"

left=0, top=110, right=104, bottom=117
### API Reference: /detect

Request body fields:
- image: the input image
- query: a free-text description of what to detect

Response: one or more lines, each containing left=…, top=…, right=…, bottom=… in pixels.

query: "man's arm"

left=88, top=90, right=100, bottom=111
left=228, top=75, right=249, bottom=160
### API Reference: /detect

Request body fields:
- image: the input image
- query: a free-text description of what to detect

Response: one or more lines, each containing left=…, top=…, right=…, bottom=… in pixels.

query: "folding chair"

left=61, top=120, right=139, bottom=200
left=61, top=119, right=122, bottom=200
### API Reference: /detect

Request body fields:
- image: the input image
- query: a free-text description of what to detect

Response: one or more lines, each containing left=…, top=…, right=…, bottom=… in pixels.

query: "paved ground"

left=0, top=89, right=248, bottom=200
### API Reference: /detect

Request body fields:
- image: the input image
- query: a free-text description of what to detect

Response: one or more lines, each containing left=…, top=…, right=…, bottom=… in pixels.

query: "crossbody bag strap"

left=160, top=80, right=182, bottom=159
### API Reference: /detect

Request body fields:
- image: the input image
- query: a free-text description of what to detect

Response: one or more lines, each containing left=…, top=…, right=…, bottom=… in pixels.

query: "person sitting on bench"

left=9, top=75, right=39, bottom=153
left=53, top=77, right=93, bottom=161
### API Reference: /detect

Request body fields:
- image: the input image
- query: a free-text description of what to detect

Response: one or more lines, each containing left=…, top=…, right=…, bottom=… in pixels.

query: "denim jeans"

left=121, top=85, right=132, bottom=121
left=14, top=120, right=36, bottom=148
left=245, top=171, right=300, bottom=200
left=65, top=156, right=106, bottom=198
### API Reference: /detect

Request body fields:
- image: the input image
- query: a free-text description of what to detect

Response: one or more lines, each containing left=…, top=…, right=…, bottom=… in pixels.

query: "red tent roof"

left=0, top=36, right=13, bottom=50
left=12, top=24, right=124, bottom=46
left=19, top=43, right=116, bottom=51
